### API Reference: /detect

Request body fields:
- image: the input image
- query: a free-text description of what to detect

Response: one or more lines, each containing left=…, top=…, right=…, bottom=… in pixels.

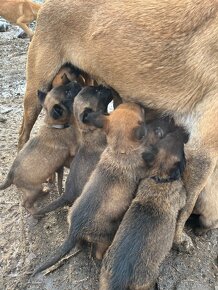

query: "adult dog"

left=18, top=0, right=218, bottom=248
left=0, top=0, right=42, bottom=38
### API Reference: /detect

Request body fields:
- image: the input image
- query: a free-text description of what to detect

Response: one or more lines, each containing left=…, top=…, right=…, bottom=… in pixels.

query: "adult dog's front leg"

left=18, top=35, right=63, bottom=150
left=18, top=88, right=42, bottom=150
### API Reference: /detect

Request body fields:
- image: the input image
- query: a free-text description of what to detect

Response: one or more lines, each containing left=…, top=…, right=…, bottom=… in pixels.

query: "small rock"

left=0, top=116, right=7, bottom=123
left=27, top=216, right=40, bottom=228
left=0, top=107, right=13, bottom=114
left=17, top=31, right=28, bottom=39
left=0, top=21, right=9, bottom=32
left=26, top=252, right=37, bottom=263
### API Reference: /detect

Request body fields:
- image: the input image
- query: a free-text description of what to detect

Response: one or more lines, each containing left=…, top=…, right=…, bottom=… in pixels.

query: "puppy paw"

left=32, top=214, right=45, bottom=220
left=173, top=232, right=194, bottom=253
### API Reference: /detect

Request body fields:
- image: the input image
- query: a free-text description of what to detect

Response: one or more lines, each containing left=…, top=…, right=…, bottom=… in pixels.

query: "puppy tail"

left=0, top=172, right=13, bottom=190
left=34, top=195, right=69, bottom=216
left=32, top=231, right=77, bottom=276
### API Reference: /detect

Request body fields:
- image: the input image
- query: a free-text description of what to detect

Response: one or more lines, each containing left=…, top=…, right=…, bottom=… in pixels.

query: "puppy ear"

left=162, top=115, right=175, bottom=126
left=38, top=90, right=47, bottom=104
left=61, top=73, right=71, bottom=85
left=77, top=75, right=86, bottom=86
left=97, top=86, right=114, bottom=106
left=181, top=128, right=189, bottom=144
left=174, top=126, right=189, bottom=144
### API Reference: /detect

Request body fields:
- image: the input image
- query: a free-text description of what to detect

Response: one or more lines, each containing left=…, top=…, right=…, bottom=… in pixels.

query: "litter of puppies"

left=1, top=0, right=218, bottom=289
left=1, top=66, right=191, bottom=288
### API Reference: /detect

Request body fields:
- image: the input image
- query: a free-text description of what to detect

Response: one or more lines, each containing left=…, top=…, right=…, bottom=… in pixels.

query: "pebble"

left=0, top=21, right=9, bottom=32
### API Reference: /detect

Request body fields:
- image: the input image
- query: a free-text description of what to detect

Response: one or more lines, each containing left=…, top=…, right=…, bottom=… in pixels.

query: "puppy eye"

left=133, top=124, right=147, bottom=141
left=80, top=107, right=94, bottom=123
left=155, top=127, right=164, bottom=138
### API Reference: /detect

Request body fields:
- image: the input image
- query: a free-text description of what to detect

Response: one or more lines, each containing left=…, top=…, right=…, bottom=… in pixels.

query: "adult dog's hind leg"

left=174, top=152, right=216, bottom=251
left=194, top=162, right=218, bottom=235
left=174, top=100, right=218, bottom=251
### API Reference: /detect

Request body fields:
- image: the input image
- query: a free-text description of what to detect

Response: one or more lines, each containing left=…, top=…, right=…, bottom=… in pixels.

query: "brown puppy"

left=100, top=128, right=188, bottom=290
left=33, top=103, right=185, bottom=275
left=34, top=85, right=113, bottom=217
left=0, top=82, right=81, bottom=215
left=52, top=64, right=86, bottom=88
left=52, top=64, right=98, bottom=88
left=19, top=0, right=218, bottom=248
left=0, top=0, right=41, bottom=38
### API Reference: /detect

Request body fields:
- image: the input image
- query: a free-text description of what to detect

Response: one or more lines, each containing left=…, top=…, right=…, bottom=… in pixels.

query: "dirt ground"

left=0, top=14, right=217, bottom=290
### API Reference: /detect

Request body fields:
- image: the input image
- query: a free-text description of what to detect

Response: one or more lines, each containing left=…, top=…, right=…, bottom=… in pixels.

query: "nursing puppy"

left=34, top=85, right=113, bottom=217
left=33, top=103, right=184, bottom=275
left=52, top=63, right=98, bottom=88
left=52, top=64, right=86, bottom=88
left=0, top=82, right=81, bottom=215
left=0, top=0, right=41, bottom=39
left=100, top=128, right=188, bottom=290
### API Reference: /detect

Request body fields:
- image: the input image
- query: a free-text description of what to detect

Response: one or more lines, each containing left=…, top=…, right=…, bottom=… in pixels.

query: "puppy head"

left=73, top=85, right=114, bottom=130
left=142, top=126, right=189, bottom=181
left=52, top=65, right=86, bottom=88
left=83, top=102, right=148, bottom=153
left=38, top=81, right=81, bottom=125
left=143, top=116, right=176, bottom=147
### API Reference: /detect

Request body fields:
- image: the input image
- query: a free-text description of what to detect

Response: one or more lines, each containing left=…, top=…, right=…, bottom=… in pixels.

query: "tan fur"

left=51, top=65, right=98, bottom=88
left=194, top=162, right=218, bottom=232
left=33, top=103, right=186, bottom=275
left=0, top=82, right=81, bottom=215
left=0, top=0, right=42, bottom=38
left=52, top=66, right=85, bottom=88
left=100, top=127, right=188, bottom=290
left=32, top=85, right=113, bottom=217
left=100, top=177, right=186, bottom=290
left=18, top=0, right=218, bottom=247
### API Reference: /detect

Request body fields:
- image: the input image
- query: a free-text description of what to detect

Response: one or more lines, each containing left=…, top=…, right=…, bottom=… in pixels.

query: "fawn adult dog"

left=0, top=82, right=81, bottom=215
left=100, top=128, right=188, bottom=290
left=0, top=0, right=42, bottom=38
left=19, top=0, right=218, bottom=247
left=33, top=103, right=186, bottom=275
left=34, top=85, right=113, bottom=217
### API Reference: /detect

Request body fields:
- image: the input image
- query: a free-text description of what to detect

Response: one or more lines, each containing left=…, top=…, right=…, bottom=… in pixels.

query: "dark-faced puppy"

left=0, top=82, right=81, bottom=215
left=33, top=85, right=113, bottom=217
left=33, top=103, right=184, bottom=275
left=100, top=128, right=189, bottom=290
